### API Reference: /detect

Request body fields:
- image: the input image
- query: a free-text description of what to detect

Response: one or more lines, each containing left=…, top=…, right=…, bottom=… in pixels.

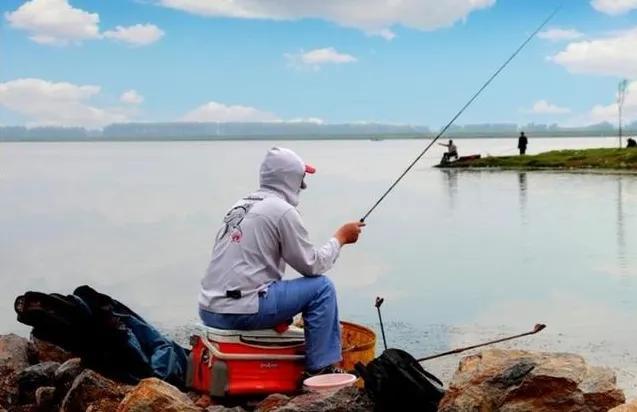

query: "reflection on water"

left=518, top=172, right=527, bottom=223
left=617, top=177, right=627, bottom=273
left=441, top=169, right=458, bottom=210
left=0, top=138, right=636, bottom=393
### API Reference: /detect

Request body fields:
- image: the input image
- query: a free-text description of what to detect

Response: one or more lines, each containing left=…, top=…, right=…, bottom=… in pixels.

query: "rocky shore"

left=2, top=333, right=636, bottom=411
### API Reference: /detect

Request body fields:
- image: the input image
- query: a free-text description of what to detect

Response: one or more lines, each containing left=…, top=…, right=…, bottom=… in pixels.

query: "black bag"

left=15, top=286, right=188, bottom=387
left=14, top=291, right=92, bottom=353
left=355, top=348, right=445, bottom=412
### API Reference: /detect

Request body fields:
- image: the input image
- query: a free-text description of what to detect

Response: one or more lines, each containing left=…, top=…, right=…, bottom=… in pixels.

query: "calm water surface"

left=1, top=138, right=635, bottom=392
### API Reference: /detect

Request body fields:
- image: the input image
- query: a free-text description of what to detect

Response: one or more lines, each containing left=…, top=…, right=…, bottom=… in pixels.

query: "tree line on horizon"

left=0, top=121, right=634, bottom=141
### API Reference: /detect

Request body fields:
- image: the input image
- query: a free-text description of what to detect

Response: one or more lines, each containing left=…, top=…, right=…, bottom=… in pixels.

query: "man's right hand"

left=335, top=222, right=366, bottom=246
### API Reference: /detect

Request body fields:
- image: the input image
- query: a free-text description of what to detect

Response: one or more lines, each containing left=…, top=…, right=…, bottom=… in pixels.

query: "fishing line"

left=360, top=6, right=561, bottom=223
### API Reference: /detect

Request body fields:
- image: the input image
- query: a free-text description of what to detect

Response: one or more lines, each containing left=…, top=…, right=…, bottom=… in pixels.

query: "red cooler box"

left=187, top=325, right=306, bottom=396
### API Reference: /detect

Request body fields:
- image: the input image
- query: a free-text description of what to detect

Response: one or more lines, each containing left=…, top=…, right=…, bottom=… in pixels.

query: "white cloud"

left=586, top=81, right=637, bottom=124
left=538, top=28, right=584, bottom=41
left=285, top=47, right=357, bottom=70
left=285, top=117, right=325, bottom=124
left=550, top=28, right=637, bottom=78
left=181, top=101, right=280, bottom=122
left=103, top=24, right=165, bottom=46
left=528, top=100, right=571, bottom=114
left=0, top=78, right=129, bottom=128
left=120, top=90, right=144, bottom=105
left=5, top=0, right=100, bottom=45
left=370, top=28, right=397, bottom=41
left=181, top=102, right=326, bottom=123
left=300, top=48, right=357, bottom=65
left=158, top=0, right=495, bottom=34
left=591, top=0, right=637, bottom=15
left=5, top=0, right=164, bottom=47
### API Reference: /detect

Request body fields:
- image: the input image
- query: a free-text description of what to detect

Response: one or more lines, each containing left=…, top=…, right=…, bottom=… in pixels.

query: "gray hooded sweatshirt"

left=199, top=147, right=342, bottom=314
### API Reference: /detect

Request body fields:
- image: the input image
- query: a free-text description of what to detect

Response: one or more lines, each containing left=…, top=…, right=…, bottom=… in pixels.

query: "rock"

left=0, top=334, right=31, bottom=407
left=7, top=405, right=38, bottom=412
left=193, top=393, right=212, bottom=408
left=60, top=369, right=130, bottom=412
left=17, top=361, right=60, bottom=404
left=206, top=406, right=247, bottom=412
left=116, top=378, right=200, bottom=412
left=255, top=393, right=291, bottom=412
left=185, top=390, right=205, bottom=403
left=580, top=366, right=626, bottom=411
left=610, top=399, right=637, bottom=412
left=269, top=387, right=374, bottom=412
left=438, top=349, right=625, bottom=412
left=86, top=398, right=126, bottom=412
left=35, top=386, right=56, bottom=409
left=54, top=358, right=84, bottom=394
left=28, top=334, right=74, bottom=364
left=0, top=334, right=30, bottom=372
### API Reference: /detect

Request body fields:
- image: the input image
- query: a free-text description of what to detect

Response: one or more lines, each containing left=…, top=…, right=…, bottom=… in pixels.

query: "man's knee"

left=312, top=275, right=336, bottom=296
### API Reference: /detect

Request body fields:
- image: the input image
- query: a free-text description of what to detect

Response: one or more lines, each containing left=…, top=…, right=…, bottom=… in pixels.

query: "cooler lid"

left=201, top=324, right=305, bottom=340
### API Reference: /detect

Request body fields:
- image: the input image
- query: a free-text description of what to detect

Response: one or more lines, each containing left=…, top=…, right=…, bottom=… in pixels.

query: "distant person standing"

left=518, top=132, right=528, bottom=155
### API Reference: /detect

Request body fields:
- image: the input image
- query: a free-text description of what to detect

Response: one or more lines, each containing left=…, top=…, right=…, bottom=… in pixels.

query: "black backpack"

left=14, top=286, right=188, bottom=386
left=355, top=348, right=445, bottom=412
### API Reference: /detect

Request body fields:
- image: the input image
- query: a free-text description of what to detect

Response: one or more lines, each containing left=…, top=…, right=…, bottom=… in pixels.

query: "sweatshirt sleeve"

left=278, top=208, right=341, bottom=276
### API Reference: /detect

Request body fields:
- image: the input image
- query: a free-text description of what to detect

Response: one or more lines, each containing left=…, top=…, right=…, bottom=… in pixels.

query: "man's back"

left=200, top=191, right=292, bottom=314
left=199, top=147, right=344, bottom=316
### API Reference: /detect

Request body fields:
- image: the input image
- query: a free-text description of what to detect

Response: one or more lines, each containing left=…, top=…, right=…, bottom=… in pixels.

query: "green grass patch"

left=447, top=148, right=637, bottom=170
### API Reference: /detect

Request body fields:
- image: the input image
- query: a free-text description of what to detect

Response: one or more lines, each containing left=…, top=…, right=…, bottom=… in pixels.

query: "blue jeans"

left=199, top=275, right=342, bottom=371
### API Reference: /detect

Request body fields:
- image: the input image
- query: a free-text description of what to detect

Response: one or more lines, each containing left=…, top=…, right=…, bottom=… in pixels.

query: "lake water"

left=1, top=137, right=636, bottom=393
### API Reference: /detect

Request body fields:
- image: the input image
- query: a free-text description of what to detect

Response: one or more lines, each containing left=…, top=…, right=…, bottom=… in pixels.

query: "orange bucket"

left=339, top=321, right=376, bottom=371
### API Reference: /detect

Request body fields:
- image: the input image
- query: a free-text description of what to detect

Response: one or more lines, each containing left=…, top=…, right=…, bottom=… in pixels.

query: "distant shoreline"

left=0, top=134, right=629, bottom=143
left=1, top=119, right=634, bottom=142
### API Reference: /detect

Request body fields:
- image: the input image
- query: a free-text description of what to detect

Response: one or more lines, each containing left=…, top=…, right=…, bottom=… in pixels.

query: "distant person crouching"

left=627, top=138, right=636, bottom=148
left=518, top=132, right=528, bottom=155
left=438, top=139, right=458, bottom=163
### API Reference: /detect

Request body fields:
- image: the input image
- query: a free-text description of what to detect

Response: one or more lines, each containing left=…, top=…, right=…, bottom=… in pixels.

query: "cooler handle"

left=199, top=333, right=305, bottom=363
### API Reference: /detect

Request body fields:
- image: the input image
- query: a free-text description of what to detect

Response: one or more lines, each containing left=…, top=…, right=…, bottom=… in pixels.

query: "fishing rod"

left=360, top=6, right=561, bottom=223
left=369, top=298, right=546, bottom=361
left=417, top=323, right=546, bottom=362
left=375, top=297, right=388, bottom=350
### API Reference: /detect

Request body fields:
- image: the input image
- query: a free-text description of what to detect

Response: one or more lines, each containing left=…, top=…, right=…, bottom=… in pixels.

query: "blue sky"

left=1, top=0, right=637, bottom=128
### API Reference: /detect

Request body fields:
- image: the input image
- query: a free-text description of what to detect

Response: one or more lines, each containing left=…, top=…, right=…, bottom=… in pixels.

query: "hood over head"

left=259, top=147, right=314, bottom=206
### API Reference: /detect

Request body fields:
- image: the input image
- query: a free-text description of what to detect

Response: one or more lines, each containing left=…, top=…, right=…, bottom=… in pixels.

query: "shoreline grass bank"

left=442, top=148, right=637, bottom=171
